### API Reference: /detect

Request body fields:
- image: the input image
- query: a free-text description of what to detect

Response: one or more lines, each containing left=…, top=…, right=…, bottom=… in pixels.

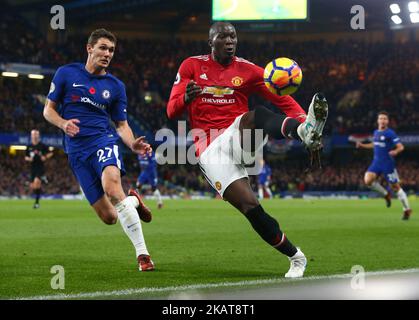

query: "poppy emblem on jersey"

left=231, top=76, right=243, bottom=86
left=102, top=90, right=110, bottom=99
left=201, top=65, right=209, bottom=73
left=215, top=181, right=222, bottom=191
left=89, top=87, right=96, bottom=94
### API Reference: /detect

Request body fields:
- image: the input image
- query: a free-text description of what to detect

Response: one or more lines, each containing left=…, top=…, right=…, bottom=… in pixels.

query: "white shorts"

left=198, top=114, right=266, bottom=197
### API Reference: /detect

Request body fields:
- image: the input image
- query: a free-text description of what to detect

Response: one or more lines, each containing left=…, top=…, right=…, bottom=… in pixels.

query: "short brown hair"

left=378, top=111, right=389, bottom=118
left=87, top=28, right=117, bottom=46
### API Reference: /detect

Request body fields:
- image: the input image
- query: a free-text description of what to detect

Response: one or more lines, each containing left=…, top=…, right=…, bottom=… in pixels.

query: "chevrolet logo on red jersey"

left=202, top=86, right=234, bottom=97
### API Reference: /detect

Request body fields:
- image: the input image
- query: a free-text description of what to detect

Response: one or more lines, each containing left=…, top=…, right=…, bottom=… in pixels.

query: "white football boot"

left=297, top=93, right=328, bottom=151
left=284, top=248, right=307, bottom=278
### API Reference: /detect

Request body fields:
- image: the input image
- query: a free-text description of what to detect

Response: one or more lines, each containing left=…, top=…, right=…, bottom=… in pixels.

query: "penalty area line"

left=15, top=267, right=419, bottom=300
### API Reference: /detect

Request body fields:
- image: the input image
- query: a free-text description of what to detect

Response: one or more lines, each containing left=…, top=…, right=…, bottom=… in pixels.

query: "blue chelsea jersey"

left=47, top=63, right=127, bottom=154
left=258, top=163, right=272, bottom=184
left=373, top=128, right=400, bottom=163
left=259, top=164, right=272, bottom=179
left=138, top=151, right=157, bottom=172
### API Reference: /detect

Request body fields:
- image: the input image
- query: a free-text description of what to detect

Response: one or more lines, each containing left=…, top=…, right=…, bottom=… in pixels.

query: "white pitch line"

left=14, top=268, right=419, bottom=300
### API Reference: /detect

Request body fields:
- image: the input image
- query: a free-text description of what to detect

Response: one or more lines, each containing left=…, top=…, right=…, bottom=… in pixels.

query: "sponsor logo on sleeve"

left=49, top=82, right=55, bottom=94
left=174, top=72, right=181, bottom=85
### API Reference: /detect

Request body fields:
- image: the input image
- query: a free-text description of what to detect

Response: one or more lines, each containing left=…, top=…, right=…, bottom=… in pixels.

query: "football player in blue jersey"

left=257, top=159, right=273, bottom=199
left=136, top=149, right=163, bottom=209
left=43, top=29, right=155, bottom=270
left=357, top=111, right=412, bottom=220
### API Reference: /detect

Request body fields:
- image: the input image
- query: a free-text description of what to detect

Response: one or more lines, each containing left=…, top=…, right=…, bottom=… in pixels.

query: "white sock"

left=153, top=189, right=163, bottom=205
left=397, top=188, right=410, bottom=210
left=115, top=197, right=149, bottom=257
left=126, top=195, right=139, bottom=208
left=258, top=187, right=264, bottom=199
left=369, top=181, right=388, bottom=196
left=266, top=187, right=273, bottom=199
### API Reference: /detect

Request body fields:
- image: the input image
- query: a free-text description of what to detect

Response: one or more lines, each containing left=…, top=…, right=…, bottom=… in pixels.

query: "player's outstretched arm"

left=41, top=150, right=54, bottom=162
left=43, top=99, right=80, bottom=137
left=115, top=120, right=152, bottom=155
left=356, top=141, right=374, bottom=149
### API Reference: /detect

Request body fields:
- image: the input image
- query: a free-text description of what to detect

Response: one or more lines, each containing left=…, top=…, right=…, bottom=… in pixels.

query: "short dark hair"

left=87, top=28, right=117, bottom=46
left=209, top=21, right=234, bottom=40
left=377, top=111, right=389, bottom=118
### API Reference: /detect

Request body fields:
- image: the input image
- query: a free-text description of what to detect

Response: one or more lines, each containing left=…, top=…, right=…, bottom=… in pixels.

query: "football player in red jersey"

left=167, top=22, right=328, bottom=278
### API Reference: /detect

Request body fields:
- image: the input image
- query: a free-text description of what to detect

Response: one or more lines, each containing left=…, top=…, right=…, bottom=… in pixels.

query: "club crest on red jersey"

left=231, top=76, right=243, bottom=86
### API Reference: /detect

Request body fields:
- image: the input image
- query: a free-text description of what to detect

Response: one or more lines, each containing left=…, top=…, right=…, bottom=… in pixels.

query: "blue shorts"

left=137, top=171, right=157, bottom=188
left=68, top=144, right=126, bottom=205
left=258, top=177, right=269, bottom=186
left=367, top=161, right=400, bottom=184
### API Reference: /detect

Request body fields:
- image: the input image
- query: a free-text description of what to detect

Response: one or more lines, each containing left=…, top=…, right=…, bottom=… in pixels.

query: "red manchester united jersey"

left=167, top=54, right=306, bottom=155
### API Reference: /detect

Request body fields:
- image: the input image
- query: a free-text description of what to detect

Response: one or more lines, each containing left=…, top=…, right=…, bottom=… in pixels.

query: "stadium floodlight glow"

left=10, top=145, right=27, bottom=151
left=2, top=71, right=18, bottom=77
left=410, top=12, right=419, bottom=22
left=390, top=3, right=401, bottom=14
left=28, top=74, right=44, bottom=80
left=391, top=15, right=403, bottom=24
left=408, top=1, right=419, bottom=12
left=28, top=74, right=44, bottom=79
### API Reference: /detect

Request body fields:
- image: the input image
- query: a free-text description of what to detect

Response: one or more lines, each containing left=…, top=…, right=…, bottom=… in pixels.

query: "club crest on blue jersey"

left=102, top=90, right=110, bottom=99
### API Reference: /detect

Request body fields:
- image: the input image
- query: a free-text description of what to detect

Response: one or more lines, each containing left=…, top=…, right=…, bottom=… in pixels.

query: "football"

left=263, top=57, right=303, bottom=96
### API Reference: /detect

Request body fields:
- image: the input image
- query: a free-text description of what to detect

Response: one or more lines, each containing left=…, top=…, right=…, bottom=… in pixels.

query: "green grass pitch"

left=0, top=198, right=418, bottom=299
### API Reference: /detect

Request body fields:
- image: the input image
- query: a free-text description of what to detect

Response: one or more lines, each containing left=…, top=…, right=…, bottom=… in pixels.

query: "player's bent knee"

left=33, top=178, right=41, bottom=189
left=364, top=174, right=374, bottom=186
left=391, top=183, right=401, bottom=192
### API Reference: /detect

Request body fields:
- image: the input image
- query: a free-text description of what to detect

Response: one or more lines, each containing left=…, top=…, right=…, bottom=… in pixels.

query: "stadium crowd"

left=1, top=32, right=418, bottom=135
left=1, top=148, right=418, bottom=197
left=1, top=25, right=418, bottom=197
left=266, top=159, right=418, bottom=194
